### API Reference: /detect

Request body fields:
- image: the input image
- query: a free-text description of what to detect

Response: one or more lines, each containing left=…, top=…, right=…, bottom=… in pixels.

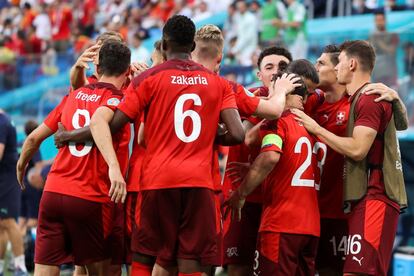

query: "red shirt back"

left=259, top=111, right=320, bottom=236
left=45, top=83, right=129, bottom=203
left=118, top=59, right=237, bottom=191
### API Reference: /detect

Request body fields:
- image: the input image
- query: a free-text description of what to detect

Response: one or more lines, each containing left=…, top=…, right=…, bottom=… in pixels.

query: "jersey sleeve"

left=235, top=84, right=260, bottom=117
left=354, top=94, right=388, bottom=132
left=221, top=79, right=238, bottom=111
left=259, top=119, right=285, bottom=154
left=43, top=95, right=68, bottom=132
left=304, top=90, right=324, bottom=116
left=100, top=88, right=123, bottom=112
left=118, top=78, right=151, bottom=121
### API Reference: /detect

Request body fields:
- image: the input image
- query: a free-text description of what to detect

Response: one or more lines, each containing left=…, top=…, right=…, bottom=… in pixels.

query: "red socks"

left=131, top=261, right=152, bottom=276
left=178, top=273, right=202, bottom=276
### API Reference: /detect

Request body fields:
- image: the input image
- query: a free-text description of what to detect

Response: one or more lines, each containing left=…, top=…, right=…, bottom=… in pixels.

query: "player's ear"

left=350, top=58, right=357, bottom=72
left=257, top=70, right=263, bottom=81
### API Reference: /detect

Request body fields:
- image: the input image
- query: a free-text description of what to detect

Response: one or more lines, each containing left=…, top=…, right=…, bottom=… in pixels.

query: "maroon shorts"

left=223, top=201, right=261, bottom=266
left=35, top=192, right=115, bottom=266
left=213, top=192, right=223, bottom=266
left=343, top=199, right=399, bottom=276
left=316, top=218, right=348, bottom=272
left=110, top=202, right=125, bottom=265
left=254, top=232, right=319, bottom=276
left=132, top=188, right=217, bottom=266
left=124, top=192, right=138, bottom=264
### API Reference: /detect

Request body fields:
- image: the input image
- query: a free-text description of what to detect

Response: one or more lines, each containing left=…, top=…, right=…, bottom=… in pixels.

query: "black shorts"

left=0, top=181, right=21, bottom=220
left=20, top=183, right=42, bottom=219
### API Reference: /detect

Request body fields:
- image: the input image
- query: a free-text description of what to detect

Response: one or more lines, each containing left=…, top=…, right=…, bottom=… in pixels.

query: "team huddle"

left=16, top=14, right=408, bottom=276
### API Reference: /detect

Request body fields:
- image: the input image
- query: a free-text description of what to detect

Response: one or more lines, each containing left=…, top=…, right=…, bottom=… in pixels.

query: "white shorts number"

left=69, top=109, right=93, bottom=157
left=174, top=94, right=202, bottom=143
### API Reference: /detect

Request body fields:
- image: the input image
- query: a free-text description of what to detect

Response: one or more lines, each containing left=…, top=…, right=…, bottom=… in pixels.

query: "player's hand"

left=363, top=83, right=399, bottom=102
left=130, top=62, right=149, bottom=77
left=225, top=162, right=250, bottom=184
left=74, top=43, right=100, bottom=69
left=270, top=73, right=302, bottom=97
left=54, top=122, right=68, bottom=148
left=223, top=188, right=246, bottom=222
left=108, top=165, right=127, bottom=203
left=16, top=161, right=27, bottom=190
left=291, top=108, right=321, bottom=135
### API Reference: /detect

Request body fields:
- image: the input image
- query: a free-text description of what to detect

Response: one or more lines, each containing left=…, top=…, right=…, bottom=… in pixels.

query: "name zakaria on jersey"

left=118, top=59, right=237, bottom=191
left=259, top=111, right=321, bottom=237
left=44, top=82, right=130, bottom=203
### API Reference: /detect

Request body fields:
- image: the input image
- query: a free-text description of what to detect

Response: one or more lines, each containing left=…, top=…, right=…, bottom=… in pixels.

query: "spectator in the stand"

left=173, top=0, right=193, bottom=18
left=192, top=1, right=212, bottom=22
left=260, top=0, right=286, bottom=47
left=223, top=2, right=237, bottom=52
left=369, top=10, right=399, bottom=88
left=231, top=0, right=258, bottom=66
left=49, top=0, right=73, bottom=52
left=249, top=1, right=262, bottom=26
left=0, top=18, right=14, bottom=37
left=32, top=3, right=52, bottom=47
left=280, top=0, right=308, bottom=59
left=352, top=0, right=373, bottom=15
left=130, top=32, right=150, bottom=64
left=385, top=0, right=409, bottom=11
left=0, top=38, right=16, bottom=91
left=79, top=0, right=97, bottom=37
left=20, top=2, right=36, bottom=30
left=101, top=0, right=128, bottom=23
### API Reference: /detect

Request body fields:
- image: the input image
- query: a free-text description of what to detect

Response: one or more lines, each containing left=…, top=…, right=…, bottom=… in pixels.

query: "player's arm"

left=245, top=119, right=265, bottom=147
left=292, top=109, right=376, bottom=161
left=16, top=123, right=54, bottom=189
left=137, top=122, right=145, bottom=147
left=70, top=43, right=100, bottom=90
left=364, top=83, right=408, bottom=130
left=216, top=109, right=245, bottom=146
left=90, top=106, right=127, bottom=203
left=225, top=150, right=280, bottom=221
left=54, top=109, right=130, bottom=146
left=254, top=73, right=301, bottom=120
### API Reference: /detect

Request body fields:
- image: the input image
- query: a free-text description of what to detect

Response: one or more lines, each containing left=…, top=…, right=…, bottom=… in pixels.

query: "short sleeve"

left=101, top=89, right=123, bottom=112
left=304, top=90, right=325, bottom=116
left=354, top=94, right=389, bottom=132
left=259, top=119, right=285, bottom=154
left=43, top=95, right=68, bottom=132
left=235, top=84, right=260, bottom=117
left=0, top=115, right=8, bottom=144
left=118, top=80, right=150, bottom=121
left=221, top=79, right=238, bottom=111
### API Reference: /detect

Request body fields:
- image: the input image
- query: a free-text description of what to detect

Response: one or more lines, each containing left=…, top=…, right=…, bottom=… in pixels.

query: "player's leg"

left=33, top=264, right=60, bottom=276
left=0, top=229, right=7, bottom=275
left=177, top=189, right=217, bottom=276
left=131, top=253, right=155, bottom=276
left=224, top=202, right=261, bottom=276
left=316, top=218, right=348, bottom=276
left=73, top=265, right=87, bottom=276
left=84, top=259, right=112, bottom=276
left=297, top=235, right=319, bottom=276
left=343, top=199, right=399, bottom=276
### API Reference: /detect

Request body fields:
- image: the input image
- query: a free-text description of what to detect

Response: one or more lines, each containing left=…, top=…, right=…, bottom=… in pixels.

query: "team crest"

left=336, top=111, right=346, bottom=125
left=107, top=98, right=120, bottom=106
left=244, top=87, right=255, bottom=97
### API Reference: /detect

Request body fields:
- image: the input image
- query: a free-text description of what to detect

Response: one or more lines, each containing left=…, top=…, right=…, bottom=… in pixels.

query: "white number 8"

left=69, top=109, right=93, bottom=157
left=174, top=94, right=202, bottom=143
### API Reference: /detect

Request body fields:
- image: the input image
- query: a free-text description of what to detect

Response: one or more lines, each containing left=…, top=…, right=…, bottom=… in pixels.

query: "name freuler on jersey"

left=171, top=75, right=208, bottom=85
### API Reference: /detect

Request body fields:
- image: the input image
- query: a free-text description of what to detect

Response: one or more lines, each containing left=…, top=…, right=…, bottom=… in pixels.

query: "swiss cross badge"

left=336, top=111, right=346, bottom=125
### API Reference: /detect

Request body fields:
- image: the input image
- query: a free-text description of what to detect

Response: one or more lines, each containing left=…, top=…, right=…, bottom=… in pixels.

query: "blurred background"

left=0, top=0, right=413, bottom=275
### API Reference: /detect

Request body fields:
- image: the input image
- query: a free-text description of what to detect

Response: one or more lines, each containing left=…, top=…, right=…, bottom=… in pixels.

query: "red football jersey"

left=45, top=82, right=130, bottom=203
left=304, top=89, right=325, bottom=117
left=313, top=95, right=350, bottom=219
left=258, top=111, right=320, bottom=236
left=118, top=59, right=237, bottom=191
left=126, top=119, right=145, bottom=192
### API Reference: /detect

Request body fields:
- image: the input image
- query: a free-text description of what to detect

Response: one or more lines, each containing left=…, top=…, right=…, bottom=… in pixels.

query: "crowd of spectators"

left=0, top=0, right=413, bottom=93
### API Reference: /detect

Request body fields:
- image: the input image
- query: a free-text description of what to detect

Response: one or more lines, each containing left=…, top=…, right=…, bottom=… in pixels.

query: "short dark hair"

left=339, top=40, right=376, bottom=73
left=287, top=59, right=319, bottom=85
left=98, top=40, right=131, bottom=76
left=374, top=9, right=385, bottom=17
left=96, top=31, right=123, bottom=44
left=162, top=15, right=195, bottom=51
left=24, top=120, right=38, bottom=136
left=257, top=46, right=292, bottom=69
left=322, top=44, right=340, bottom=66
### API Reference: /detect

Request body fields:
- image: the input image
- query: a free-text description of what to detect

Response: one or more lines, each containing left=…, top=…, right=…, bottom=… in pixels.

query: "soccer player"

left=305, top=44, right=409, bottom=276
left=293, top=40, right=407, bottom=276
left=225, top=76, right=320, bottom=275
left=90, top=15, right=245, bottom=276
left=16, top=40, right=132, bottom=276
left=0, top=109, right=28, bottom=276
